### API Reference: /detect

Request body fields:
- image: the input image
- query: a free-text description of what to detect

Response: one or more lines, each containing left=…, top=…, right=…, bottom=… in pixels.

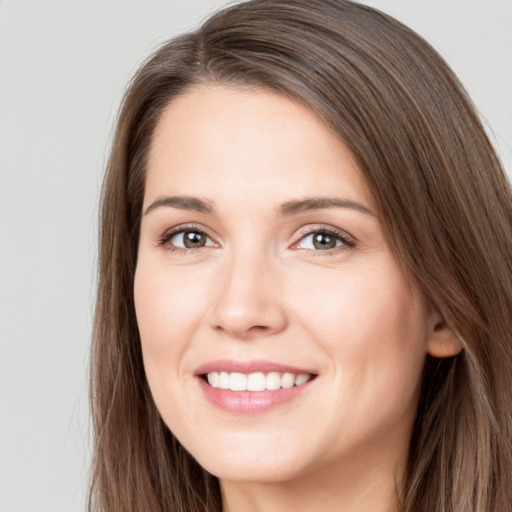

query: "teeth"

left=266, top=372, right=282, bottom=390
left=295, top=373, right=310, bottom=386
left=281, top=372, right=295, bottom=389
left=207, top=372, right=220, bottom=388
left=205, top=371, right=312, bottom=391
left=230, top=372, right=247, bottom=391
left=218, top=371, right=230, bottom=390
left=247, top=372, right=266, bottom=391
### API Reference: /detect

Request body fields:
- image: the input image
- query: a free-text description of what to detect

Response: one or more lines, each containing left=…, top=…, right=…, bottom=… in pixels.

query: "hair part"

left=90, top=1, right=512, bottom=510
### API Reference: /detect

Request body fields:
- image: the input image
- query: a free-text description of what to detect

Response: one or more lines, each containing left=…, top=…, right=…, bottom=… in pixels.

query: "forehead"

left=145, top=85, right=374, bottom=212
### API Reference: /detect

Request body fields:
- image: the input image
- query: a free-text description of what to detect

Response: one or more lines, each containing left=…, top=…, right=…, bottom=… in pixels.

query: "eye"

left=294, top=228, right=354, bottom=252
left=159, top=226, right=216, bottom=251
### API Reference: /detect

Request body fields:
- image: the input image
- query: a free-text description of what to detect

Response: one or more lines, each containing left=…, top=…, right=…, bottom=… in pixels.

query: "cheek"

left=290, top=261, right=428, bottom=404
left=133, top=261, right=214, bottom=431
left=303, top=270, right=428, bottom=453
left=291, top=261, right=426, bottom=346
left=134, top=263, right=207, bottom=348
left=133, top=262, right=204, bottom=389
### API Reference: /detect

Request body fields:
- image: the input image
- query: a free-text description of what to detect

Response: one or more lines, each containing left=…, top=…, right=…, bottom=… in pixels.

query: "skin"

left=134, top=85, right=460, bottom=512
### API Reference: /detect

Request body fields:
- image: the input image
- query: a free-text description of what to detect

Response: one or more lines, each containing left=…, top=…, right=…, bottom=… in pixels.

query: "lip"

left=194, top=359, right=317, bottom=414
left=194, top=359, right=315, bottom=376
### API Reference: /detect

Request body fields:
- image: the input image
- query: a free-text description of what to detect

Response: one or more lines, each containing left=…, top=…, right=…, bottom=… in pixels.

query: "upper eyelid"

left=159, top=223, right=217, bottom=244
left=293, top=224, right=356, bottom=244
left=162, top=223, right=211, bottom=235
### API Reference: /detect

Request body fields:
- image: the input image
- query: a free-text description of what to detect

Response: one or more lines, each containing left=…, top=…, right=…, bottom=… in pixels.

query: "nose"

left=209, top=250, right=288, bottom=339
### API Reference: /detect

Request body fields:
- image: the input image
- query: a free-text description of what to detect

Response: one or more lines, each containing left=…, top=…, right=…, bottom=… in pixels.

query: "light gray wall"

left=0, top=1, right=510, bottom=511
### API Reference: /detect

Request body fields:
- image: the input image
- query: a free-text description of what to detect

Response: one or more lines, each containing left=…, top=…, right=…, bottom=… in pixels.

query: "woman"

left=89, top=1, right=512, bottom=511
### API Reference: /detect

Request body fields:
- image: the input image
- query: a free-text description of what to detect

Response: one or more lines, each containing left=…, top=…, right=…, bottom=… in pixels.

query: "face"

left=134, top=85, right=449, bottom=485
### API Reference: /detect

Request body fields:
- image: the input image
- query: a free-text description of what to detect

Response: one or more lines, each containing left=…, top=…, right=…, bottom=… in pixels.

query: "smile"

left=205, top=371, right=313, bottom=391
left=195, top=360, right=317, bottom=413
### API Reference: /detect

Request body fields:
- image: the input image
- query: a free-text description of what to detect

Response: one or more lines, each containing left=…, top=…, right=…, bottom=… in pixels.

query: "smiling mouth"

left=203, top=371, right=315, bottom=392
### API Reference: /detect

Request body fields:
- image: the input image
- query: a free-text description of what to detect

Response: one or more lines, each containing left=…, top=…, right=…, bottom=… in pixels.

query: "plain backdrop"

left=0, top=1, right=510, bottom=511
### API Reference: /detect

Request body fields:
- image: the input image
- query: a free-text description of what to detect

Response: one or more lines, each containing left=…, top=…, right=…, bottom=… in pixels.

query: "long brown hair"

left=89, top=1, right=512, bottom=510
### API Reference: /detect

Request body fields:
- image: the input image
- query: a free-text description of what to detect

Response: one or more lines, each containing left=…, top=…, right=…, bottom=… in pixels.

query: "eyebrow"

left=278, top=197, right=375, bottom=217
left=143, top=195, right=374, bottom=217
left=144, top=195, right=214, bottom=216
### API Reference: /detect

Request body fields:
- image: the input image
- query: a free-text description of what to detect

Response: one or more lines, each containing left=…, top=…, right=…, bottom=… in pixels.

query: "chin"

left=201, top=457, right=305, bottom=484
left=181, top=432, right=312, bottom=483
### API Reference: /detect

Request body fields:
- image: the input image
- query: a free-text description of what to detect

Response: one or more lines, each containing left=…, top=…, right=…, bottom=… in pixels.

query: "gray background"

left=1, top=1, right=510, bottom=511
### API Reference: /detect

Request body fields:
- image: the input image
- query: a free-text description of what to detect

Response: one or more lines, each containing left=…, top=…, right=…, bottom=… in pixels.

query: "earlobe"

left=426, top=316, right=463, bottom=358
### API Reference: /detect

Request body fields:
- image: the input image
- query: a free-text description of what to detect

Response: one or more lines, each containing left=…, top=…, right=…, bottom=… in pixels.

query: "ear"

left=426, top=313, right=463, bottom=358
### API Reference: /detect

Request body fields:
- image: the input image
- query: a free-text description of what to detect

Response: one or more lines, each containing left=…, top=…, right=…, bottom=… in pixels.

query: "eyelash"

left=158, top=223, right=216, bottom=254
left=293, top=226, right=356, bottom=255
left=158, top=224, right=356, bottom=255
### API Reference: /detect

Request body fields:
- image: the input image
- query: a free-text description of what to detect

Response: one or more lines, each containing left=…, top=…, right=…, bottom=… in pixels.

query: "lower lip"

left=197, top=377, right=314, bottom=414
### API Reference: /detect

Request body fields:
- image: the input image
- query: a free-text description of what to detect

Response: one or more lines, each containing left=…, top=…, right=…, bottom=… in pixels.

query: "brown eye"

left=296, top=230, right=348, bottom=251
left=182, top=231, right=207, bottom=248
left=163, top=229, right=216, bottom=250
left=312, top=232, right=338, bottom=250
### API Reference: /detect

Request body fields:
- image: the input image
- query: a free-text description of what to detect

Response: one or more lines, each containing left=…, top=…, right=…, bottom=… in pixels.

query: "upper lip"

left=194, top=359, right=316, bottom=376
